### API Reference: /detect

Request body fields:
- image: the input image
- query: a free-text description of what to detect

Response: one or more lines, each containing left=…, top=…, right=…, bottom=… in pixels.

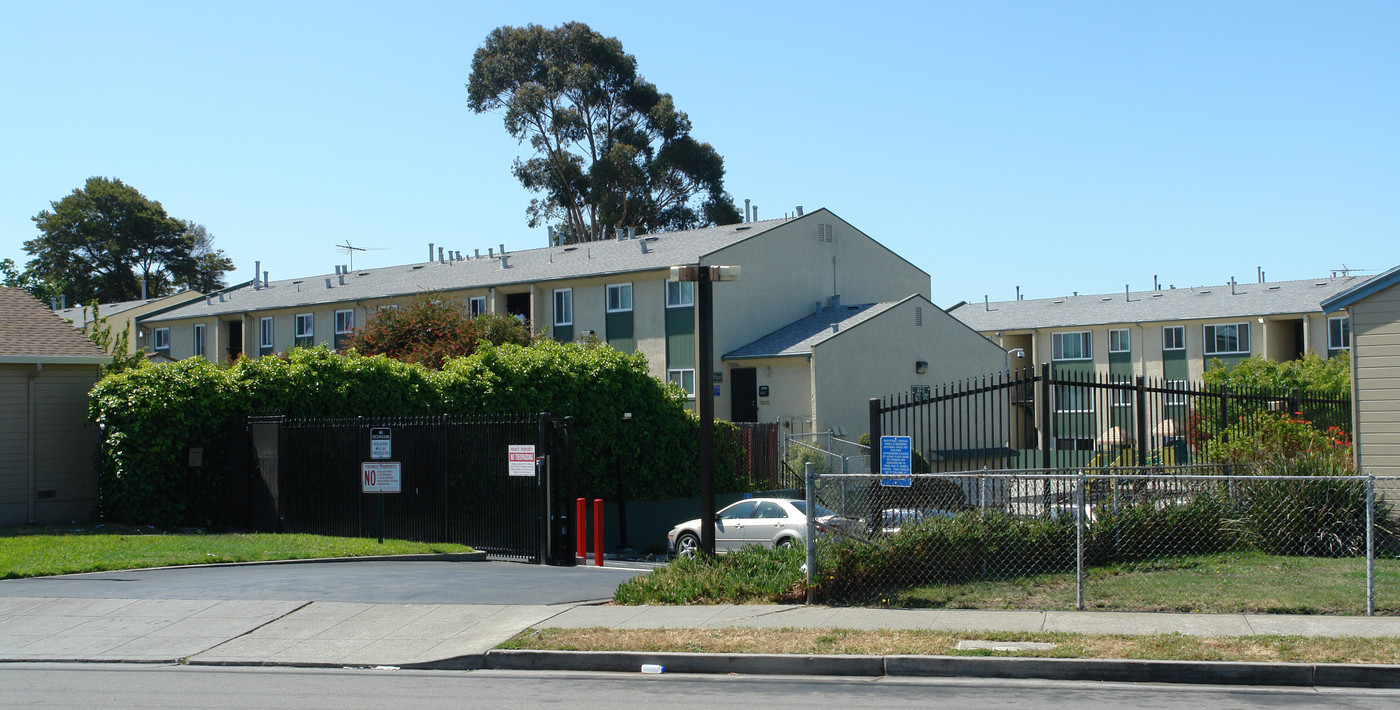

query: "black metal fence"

left=231, top=413, right=575, bottom=564
left=870, top=364, right=1352, bottom=474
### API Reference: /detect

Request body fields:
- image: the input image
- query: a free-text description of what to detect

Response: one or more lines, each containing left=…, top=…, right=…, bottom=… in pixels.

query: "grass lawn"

left=500, top=627, right=1400, bottom=665
left=0, top=523, right=475, bottom=579
left=881, top=550, right=1400, bottom=615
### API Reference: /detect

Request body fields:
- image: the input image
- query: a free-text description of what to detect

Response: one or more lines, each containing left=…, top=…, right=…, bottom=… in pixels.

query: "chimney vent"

left=640, top=241, right=650, bottom=254
left=475, top=248, right=481, bottom=259
left=501, top=255, right=511, bottom=269
left=263, top=271, right=269, bottom=288
left=796, top=205, right=804, bottom=216
left=325, top=278, right=333, bottom=289
left=428, top=242, right=434, bottom=263
left=498, top=243, right=506, bottom=255
left=830, top=294, right=842, bottom=308
left=438, top=247, right=445, bottom=264
left=254, top=261, right=261, bottom=290
left=830, top=323, right=839, bottom=334
left=745, top=198, right=751, bottom=222
left=628, top=226, right=635, bottom=240
left=488, top=248, right=494, bottom=258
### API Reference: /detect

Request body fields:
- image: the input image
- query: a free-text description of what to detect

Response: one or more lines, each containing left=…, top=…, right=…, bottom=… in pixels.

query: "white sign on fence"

left=508, top=444, right=536, bottom=477
left=361, top=462, right=401, bottom=493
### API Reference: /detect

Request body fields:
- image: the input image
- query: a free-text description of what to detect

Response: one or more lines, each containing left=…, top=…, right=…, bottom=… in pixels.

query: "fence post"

left=805, top=461, right=817, bottom=605
left=868, top=398, right=882, bottom=475
left=1218, top=384, right=1230, bottom=444
left=1076, top=467, right=1085, bottom=611
left=1135, top=375, right=1148, bottom=467
left=1040, top=363, right=1053, bottom=511
left=1367, top=469, right=1376, bottom=616
left=1289, top=387, right=1301, bottom=416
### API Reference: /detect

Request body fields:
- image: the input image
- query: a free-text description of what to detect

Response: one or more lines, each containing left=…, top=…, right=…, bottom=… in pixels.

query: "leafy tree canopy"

left=1203, top=352, right=1352, bottom=399
left=467, top=22, right=742, bottom=244
left=343, top=295, right=533, bottom=369
left=25, top=177, right=234, bottom=304
left=1, top=257, right=62, bottom=304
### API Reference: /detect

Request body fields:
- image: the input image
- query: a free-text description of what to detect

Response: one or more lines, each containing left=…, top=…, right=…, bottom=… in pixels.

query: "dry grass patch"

left=500, top=627, right=1400, bottom=665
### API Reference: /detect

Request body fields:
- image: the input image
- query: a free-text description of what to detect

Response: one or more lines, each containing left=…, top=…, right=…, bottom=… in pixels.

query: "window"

left=154, top=327, right=170, bottom=351
left=295, top=313, right=314, bottom=339
left=469, top=296, right=486, bottom=317
left=334, top=310, right=355, bottom=335
left=193, top=324, right=206, bottom=357
left=1204, top=323, right=1250, bottom=355
left=1164, top=380, right=1189, bottom=406
left=607, top=283, right=633, bottom=313
left=553, top=288, right=573, bottom=326
left=1328, top=317, right=1351, bottom=351
left=668, top=368, right=696, bottom=397
left=666, top=280, right=693, bottom=308
left=260, top=317, right=273, bottom=349
left=1110, top=384, right=1132, bottom=408
left=1054, top=438, right=1095, bottom=451
left=1051, top=331, right=1091, bottom=361
left=1163, top=326, right=1185, bottom=351
left=1054, top=385, right=1093, bottom=413
left=1109, top=329, right=1130, bottom=354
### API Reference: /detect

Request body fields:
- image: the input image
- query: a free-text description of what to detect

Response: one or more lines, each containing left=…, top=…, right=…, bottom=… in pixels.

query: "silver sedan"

left=666, top=498, right=856, bottom=557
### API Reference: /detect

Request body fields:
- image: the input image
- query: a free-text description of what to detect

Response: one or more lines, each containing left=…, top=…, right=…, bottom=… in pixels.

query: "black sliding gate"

left=232, top=413, right=575, bottom=564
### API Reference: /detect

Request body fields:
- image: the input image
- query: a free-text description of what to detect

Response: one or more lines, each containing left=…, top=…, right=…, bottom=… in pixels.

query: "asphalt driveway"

left=0, top=559, right=652, bottom=605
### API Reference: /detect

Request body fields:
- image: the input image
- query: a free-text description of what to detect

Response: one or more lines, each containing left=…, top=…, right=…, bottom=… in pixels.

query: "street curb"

left=478, top=649, right=1400, bottom=688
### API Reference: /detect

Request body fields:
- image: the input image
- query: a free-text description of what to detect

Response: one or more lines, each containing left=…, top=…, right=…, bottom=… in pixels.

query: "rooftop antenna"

left=335, top=240, right=385, bottom=271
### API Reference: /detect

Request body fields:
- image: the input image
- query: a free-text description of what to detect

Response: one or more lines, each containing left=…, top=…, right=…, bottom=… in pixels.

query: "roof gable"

left=0, top=287, right=111, bottom=362
left=1322, top=265, right=1400, bottom=314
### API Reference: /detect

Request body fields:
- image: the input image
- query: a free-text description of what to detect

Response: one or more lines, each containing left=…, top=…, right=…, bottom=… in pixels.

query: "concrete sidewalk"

left=6, top=596, right=1400, bottom=675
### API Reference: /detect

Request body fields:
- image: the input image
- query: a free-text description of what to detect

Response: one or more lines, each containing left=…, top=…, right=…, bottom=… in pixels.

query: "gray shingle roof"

left=1323, top=264, right=1400, bottom=314
left=949, top=276, right=1372, bottom=332
left=0, top=287, right=111, bottom=362
left=56, top=297, right=161, bottom=325
left=144, top=218, right=793, bottom=323
left=725, top=301, right=900, bottom=359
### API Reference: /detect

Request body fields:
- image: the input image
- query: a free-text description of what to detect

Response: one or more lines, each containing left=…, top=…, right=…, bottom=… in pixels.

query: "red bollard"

left=593, top=498, right=604, bottom=567
left=576, top=498, right=587, bottom=561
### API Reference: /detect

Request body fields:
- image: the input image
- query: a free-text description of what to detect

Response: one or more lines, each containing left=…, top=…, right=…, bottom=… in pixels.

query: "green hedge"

left=89, top=343, right=754, bottom=527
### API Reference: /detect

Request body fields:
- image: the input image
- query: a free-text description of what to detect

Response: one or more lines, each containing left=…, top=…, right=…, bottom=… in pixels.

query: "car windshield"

left=788, top=501, right=838, bottom=518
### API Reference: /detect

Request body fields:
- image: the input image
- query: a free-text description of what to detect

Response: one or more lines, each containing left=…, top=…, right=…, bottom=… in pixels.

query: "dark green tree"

left=1, top=257, right=63, bottom=304
left=24, top=177, right=234, bottom=303
left=467, top=22, right=742, bottom=244
left=175, top=221, right=235, bottom=293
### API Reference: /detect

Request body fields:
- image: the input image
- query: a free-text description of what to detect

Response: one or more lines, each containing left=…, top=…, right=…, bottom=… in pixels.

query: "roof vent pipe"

left=1015, top=285, right=1021, bottom=300
left=455, top=251, right=462, bottom=261
left=616, top=226, right=625, bottom=241
left=628, top=226, right=635, bottom=239
left=830, top=294, right=841, bottom=308
left=438, top=247, right=445, bottom=264
left=325, top=278, right=333, bottom=289
left=1231, top=277, right=1237, bottom=295
left=219, top=293, right=226, bottom=302
left=499, top=243, right=506, bottom=255
left=1257, top=266, right=1264, bottom=283
left=338, top=272, right=346, bottom=286
left=475, top=248, right=481, bottom=259
left=254, top=262, right=261, bottom=289
left=428, top=243, right=434, bottom=263
left=639, top=241, right=650, bottom=254
left=140, top=278, right=147, bottom=300
left=263, top=271, right=269, bottom=288
left=501, top=255, right=510, bottom=269
left=796, top=205, right=804, bottom=216
left=752, top=205, right=758, bottom=221
left=1125, top=284, right=1130, bottom=302
left=60, top=295, right=65, bottom=309
left=830, top=323, right=839, bottom=334
left=814, top=301, right=822, bottom=314
left=1154, top=274, right=1159, bottom=290
left=488, top=248, right=494, bottom=258
left=744, top=198, right=751, bottom=222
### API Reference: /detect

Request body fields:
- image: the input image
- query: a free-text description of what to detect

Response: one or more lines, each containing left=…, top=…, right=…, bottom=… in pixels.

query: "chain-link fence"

left=781, top=433, right=869, bottom=489
left=801, top=465, right=1400, bottom=615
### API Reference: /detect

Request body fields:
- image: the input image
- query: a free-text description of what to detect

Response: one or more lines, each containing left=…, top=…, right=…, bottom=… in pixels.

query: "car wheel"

left=775, top=536, right=794, bottom=549
left=675, top=532, right=700, bottom=559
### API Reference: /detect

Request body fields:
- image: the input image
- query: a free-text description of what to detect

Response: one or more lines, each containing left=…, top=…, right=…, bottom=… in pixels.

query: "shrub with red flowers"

left=343, top=295, right=532, bottom=369
left=1203, top=412, right=1353, bottom=466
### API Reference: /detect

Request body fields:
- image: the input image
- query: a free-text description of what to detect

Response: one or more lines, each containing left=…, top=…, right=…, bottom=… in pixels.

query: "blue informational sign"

left=880, top=435, right=913, bottom=487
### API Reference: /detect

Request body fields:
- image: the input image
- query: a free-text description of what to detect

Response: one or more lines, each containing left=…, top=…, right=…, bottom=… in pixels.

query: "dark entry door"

left=227, top=320, right=243, bottom=359
left=731, top=367, right=758, bottom=422
left=506, top=292, right=531, bottom=326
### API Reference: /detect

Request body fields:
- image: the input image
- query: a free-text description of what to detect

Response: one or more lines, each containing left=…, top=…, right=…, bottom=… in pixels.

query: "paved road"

left=0, top=560, right=650, bottom=605
left=4, top=665, right=1395, bottom=709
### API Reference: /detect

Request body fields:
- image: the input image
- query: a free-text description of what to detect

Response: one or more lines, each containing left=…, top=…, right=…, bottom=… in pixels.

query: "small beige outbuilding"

left=1321, top=266, right=1400, bottom=482
left=0, top=287, right=110, bottom=524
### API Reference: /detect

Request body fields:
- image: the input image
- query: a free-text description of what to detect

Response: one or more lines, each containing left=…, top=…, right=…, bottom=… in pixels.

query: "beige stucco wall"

left=722, top=356, right=814, bottom=433
left=0, top=364, right=100, bottom=525
left=1346, top=284, right=1400, bottom=479
left=810, top=298, right=1007, bottom=439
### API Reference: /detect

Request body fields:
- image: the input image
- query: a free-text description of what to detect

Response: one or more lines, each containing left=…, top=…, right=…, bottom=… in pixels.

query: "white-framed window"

left=469, top=296, right=486, bottom=317
left=1109, top=328, right=1130, bottom=354
left=1164, top=380, right=1189, bottom=406
left=666, top=280, right=694, bottom=308
left=154, top=327, right=170, bottom=351
left=1051, top=331, right=1091, bottom=361
left=295, top=313, right=314, bottom=339
left=1328, top=316, right=1351, bottom=351
left=1163, top=326, right=1186, bottom=351
left=1110, top=385, right=1132, bottom=408
left=334, top=309, right=355, bottom=335
left=1053, top=385, right=1093, bottom=413
left=193, top=324, right=206, bottom=357
left=667, top=368, right=696, bottom=397
left=607, top=283, right=633, bottom=313
left=259, top=317, right=273, bottom=349
left=1204, top=323, right=1250, bottom=355
left=553, top=288, right=573, bottom=326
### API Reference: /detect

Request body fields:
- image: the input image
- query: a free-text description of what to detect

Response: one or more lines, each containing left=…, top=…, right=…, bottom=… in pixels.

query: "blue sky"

left=1, top=1, right=1394, bottom=307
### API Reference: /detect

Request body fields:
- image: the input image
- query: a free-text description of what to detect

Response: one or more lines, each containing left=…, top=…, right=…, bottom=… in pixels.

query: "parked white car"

left=667, top=498, right=859, bottom=557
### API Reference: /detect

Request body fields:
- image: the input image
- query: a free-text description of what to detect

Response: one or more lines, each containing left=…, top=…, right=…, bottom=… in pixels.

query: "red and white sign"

left=508, top=445, right=536, bottom=477
left=361, top=462, right=401, bottom=493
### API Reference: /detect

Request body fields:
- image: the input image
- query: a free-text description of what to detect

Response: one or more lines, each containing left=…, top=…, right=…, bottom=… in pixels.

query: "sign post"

left=880, top=436, right=913, bottom=487
left=362, top=461, right=401, bottom=543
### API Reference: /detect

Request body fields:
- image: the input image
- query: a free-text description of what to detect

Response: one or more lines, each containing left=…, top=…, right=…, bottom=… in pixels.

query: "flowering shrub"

left=342, top=296, right=532, bottom=369
left=1204, top=412, right=1352, bottom=466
